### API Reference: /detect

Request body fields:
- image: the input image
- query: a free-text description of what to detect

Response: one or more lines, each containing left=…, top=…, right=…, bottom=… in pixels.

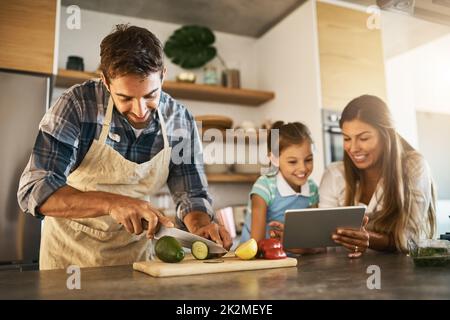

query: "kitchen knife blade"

left=154, top=225, right=228, bottom=254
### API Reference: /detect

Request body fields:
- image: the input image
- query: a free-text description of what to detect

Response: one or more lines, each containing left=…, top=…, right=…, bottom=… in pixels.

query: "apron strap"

left=99, top=96, right=114, bottom=144
left=157, top=107, right=169, bottom=149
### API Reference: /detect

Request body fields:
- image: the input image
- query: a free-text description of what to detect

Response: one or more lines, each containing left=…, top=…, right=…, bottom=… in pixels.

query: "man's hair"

left=100, top=24, right=164, bottom=82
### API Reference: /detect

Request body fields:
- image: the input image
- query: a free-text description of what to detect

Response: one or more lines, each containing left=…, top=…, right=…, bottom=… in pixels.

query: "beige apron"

left=39, top=96, right=171, bottom=270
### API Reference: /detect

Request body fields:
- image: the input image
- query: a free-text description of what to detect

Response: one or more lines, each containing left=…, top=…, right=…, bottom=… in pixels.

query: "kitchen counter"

left=0, top=249, right=449, bottom=299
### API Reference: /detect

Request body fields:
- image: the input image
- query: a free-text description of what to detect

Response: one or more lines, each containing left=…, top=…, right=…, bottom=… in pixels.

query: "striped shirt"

left=17, top=79, right=213, bottom=228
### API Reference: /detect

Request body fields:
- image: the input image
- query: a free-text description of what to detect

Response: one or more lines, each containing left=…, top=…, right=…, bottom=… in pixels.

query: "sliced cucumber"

left=191, top=241, right=209, bottom=260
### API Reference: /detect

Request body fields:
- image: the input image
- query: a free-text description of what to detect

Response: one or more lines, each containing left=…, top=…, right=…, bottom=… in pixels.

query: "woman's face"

left=342, top=119, right=383, bottom=170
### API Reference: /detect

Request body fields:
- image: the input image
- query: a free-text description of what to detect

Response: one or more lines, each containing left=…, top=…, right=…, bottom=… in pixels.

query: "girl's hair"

left=340, top=95, right=436, bottom=252
left=267, top=121, right=313, bottom=156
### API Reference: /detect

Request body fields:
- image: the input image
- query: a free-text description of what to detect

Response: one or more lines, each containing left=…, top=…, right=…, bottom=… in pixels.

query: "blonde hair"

left=340, top=95, right=436, bottom=252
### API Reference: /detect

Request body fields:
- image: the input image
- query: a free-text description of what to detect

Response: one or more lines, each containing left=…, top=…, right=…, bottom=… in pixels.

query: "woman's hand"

left=332, top=215, right=370, bottom=258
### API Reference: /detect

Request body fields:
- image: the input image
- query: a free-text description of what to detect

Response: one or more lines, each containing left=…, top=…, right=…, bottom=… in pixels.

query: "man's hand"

left=183, top=211, right=233, bottom=250
left=108, top=195, right=174, bottom=239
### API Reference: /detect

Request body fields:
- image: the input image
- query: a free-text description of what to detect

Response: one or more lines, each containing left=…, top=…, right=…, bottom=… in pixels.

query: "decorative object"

left=164, top=25, right=218, bottom=69
left=176, top=72, right=196, bottom=83
left=164, top=25, right=237, bottom=87
left=66, top=55, right=84, bottom=71
left=222, top=69, right=241, bottom=88
left=203, top=66, right=219, bottom=85
left=195, top=114, right=233, bottom=132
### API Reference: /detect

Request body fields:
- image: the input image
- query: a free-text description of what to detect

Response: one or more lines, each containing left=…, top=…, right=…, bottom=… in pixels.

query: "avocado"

left=155, top=236, right=185, bottom=263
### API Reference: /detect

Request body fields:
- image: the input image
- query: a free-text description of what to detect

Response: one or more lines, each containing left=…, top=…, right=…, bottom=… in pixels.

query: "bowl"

left=204, top=164, right=231, bottom=174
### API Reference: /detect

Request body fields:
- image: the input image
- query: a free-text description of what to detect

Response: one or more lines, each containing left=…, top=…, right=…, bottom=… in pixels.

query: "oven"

left=322, top=109, right=344, bottom=167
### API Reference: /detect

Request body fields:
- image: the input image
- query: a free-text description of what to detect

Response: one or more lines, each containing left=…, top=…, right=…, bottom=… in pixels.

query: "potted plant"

left=164, top=25, right=236, bottom=86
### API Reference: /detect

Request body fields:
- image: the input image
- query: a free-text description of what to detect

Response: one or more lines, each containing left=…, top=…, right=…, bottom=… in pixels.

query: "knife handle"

left=141, top=219, right=161, bottom=234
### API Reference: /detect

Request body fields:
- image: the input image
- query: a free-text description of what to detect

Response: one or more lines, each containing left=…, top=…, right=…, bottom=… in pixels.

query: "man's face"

left=104, top=70, right=165, bottom=129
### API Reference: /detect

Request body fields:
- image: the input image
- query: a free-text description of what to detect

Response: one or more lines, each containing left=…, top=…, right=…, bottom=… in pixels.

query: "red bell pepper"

left=257, top=238, right=287, bottom=259
left=264, top=248, right=287, bottom=259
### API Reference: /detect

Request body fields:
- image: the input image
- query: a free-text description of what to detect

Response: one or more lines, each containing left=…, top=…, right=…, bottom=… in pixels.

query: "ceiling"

left=61, top=0, right=307, bottom=38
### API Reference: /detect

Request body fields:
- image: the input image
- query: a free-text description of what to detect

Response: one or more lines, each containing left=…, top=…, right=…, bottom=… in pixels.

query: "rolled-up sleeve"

left=166, top=110, right=214, bottom=229
left=17, top=93, right=81, bottom=218
left=404, top=152, right=435, bottom=242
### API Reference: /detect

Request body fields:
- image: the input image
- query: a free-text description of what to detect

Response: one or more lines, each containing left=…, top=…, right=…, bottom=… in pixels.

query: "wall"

left=379, top=11, right=450, bottom=204
left=255, top=0, right=324, bottom=183
left=381, top=11, right=450, bottom=149
left=416, top=112, right=450, bottom=200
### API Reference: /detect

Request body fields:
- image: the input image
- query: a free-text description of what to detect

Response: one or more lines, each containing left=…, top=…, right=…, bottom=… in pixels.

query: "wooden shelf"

left=163, top=81, right=274, bottom=106
left=200, top=128, right=266, bottom=144
left=55, top=69, right=274, bottom=106
left=55, top=69, right=100, bottom=87
left=206, top=173, right=259, bottom=183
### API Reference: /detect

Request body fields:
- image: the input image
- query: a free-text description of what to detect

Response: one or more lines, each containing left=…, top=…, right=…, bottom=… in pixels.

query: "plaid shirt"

left=17, top=79, right=213, bottom=228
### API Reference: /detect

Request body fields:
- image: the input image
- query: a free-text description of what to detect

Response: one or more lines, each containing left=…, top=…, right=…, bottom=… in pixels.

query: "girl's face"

left=273, top=143, right=314, bottom=191
left=342, top=119, right=383, bottom=170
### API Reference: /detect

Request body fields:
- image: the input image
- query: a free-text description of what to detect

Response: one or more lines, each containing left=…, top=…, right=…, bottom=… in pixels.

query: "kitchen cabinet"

left=55, top=69, right=275, bottom=107
left=0, top=0, right=58, bottom=74
left=317, top=1, right=387, bottom=111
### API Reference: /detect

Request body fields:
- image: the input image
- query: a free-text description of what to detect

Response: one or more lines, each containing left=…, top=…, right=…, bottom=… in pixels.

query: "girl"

left=240, top=121, right=319, bottom=244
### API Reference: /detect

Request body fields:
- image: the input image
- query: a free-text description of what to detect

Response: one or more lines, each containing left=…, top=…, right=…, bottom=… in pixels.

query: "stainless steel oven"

left=322, top=109, right=344, bottom=167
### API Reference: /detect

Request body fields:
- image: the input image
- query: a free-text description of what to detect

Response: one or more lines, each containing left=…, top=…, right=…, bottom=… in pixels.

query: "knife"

left=154, top=225, right=228, bottom=254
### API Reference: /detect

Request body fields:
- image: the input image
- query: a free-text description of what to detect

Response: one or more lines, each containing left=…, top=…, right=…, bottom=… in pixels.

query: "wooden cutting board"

left=133, top=254, right=298, bottom=278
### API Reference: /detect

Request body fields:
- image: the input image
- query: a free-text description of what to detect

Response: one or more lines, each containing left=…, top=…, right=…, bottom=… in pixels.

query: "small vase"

left=203, top=66, right=219, bottom=85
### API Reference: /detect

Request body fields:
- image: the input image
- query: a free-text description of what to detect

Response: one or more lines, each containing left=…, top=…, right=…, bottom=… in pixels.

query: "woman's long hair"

left=339, top=95, right=436, bottom=252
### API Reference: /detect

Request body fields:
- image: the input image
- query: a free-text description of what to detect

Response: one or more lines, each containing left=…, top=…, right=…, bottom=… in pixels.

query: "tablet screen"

left=282, top=206, right=366, bottom=249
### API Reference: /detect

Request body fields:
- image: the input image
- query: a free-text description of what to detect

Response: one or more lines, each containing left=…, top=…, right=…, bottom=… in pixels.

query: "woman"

left=320, top=95, right=436, bottom=258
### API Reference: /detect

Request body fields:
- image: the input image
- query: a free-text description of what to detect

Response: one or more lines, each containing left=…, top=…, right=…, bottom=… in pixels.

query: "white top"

left=132, top=127, right=144, bottom=138
left=318, top=162, right=382, bottom=222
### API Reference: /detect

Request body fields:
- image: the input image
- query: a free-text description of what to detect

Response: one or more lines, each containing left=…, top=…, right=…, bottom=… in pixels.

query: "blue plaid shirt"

left=17, top=79, right=213, bottom=228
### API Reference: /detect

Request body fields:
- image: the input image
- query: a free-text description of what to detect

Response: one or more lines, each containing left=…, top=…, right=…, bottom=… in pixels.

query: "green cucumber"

left=191, top=240, right=209, bottom=260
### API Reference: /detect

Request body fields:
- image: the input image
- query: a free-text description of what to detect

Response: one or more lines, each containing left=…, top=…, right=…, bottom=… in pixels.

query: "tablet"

left=282, top=206, right=366, bottom=249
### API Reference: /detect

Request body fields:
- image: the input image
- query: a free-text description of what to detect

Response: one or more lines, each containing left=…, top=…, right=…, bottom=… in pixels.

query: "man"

left=17, top=24, right=232, bottom=270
